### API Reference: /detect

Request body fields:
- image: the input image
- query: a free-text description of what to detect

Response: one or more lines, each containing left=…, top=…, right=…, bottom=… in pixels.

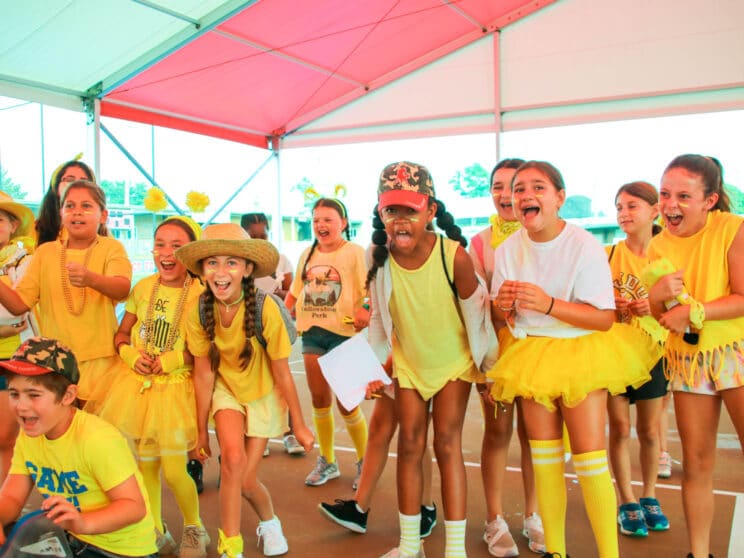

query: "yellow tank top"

left=647, top=211, right=744, bottom=382
left=389, top=235, right=477, bottom=400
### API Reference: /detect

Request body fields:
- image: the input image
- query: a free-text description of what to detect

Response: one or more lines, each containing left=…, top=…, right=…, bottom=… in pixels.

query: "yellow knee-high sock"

left=562, top=423, right=572, bottom=458
left=574, top=450, right=619, bottom=558
left=139, top=458, right=164, bottom=533
left=161, top=454, right=202, bottom=527
left=530, top=439, right=566, bottom=556
left=342, top=407, right=368, bottom=461
left=312, top=406, right=335, bottom=463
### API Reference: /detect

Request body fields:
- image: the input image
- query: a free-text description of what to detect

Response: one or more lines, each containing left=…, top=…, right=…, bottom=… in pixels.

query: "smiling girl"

left=0, top=180, right=131, bottom=405
left=285, top=198, right=369, bottom=488
left=487, top=161, right=653, bottom=558
left=97, top=216, right=207, bottom=557
left=606, top=182, right=670, bottom=538
left=646, top=154, right=744, bottom=558
left=177, top=224, right=313, bottom=558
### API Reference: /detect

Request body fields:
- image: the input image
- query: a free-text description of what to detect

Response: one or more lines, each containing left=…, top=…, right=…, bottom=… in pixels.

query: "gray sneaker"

left=283, top=434, right=305, bottom=456
left=305, top=455, right=340, bottom=486
left=155, top=523, right=177, bottom=556
left=179, top=525, right=210, bottom=558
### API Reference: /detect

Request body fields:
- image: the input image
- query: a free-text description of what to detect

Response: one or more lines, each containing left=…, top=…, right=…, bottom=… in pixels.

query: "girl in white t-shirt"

left=487, top=161, right=654, bottom=558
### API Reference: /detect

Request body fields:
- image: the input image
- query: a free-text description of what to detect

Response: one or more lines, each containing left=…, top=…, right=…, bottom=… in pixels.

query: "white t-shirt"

left=491, top=223, right=614, bottom=338
left=255, top=253, right=292, bottom=294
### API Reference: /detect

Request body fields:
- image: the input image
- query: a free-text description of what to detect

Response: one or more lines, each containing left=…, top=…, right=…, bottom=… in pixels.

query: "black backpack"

left=198, top=289, right=297, bottom=348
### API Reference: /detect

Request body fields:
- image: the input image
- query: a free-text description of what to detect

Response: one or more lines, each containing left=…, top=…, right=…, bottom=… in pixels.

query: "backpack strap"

left=440, top=234, right=457, bottom=298
left=608, top=244, right=617, bottom=263
left=254, top=289, right=267, bottom=348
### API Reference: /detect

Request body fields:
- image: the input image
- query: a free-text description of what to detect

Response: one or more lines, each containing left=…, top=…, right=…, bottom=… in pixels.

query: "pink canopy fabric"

left=102, top=0, right=550, bottom=148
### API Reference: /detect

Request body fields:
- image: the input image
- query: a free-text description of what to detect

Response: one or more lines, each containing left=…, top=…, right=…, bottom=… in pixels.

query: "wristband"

left=545, top=297, right=555, bottom=315
left=119, top=343, right=140, bottom=370
left=159, top=350, right=185, bottom=374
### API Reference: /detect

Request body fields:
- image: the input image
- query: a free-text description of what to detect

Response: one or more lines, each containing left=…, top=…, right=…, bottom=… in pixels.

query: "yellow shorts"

left=211, top=378, right=288, bottom=438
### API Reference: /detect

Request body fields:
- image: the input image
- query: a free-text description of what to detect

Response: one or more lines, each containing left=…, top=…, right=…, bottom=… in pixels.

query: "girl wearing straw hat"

left=0, top=191, right=37, bottom=484
left=176, top=223, right=314, bottom=558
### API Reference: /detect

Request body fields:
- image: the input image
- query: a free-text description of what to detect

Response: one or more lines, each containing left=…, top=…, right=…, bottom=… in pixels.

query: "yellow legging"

left=139, top=453, right=201, bottom=533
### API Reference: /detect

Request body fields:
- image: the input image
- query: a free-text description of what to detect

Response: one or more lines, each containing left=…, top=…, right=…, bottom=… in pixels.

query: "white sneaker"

left=179, top=525, right=210, bottom=558
left=283, top=434, right=305, bottom=455
left=220, top=554, right=243, bottom=558
left=156, top=523, right=178, bottom=556
left=484, top=516, right=519, bottom=557
left=263, top=445, right=270, bottom=457
left=256, top=517, right=288, bottom=557
left=658, top=451, right=672, bottom=479
left=522, top=513, right=546, bottom=554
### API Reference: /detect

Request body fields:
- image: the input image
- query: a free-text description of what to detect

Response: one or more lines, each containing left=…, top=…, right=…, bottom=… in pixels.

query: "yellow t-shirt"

left=389, top=236, right=477, bottom=400
left=184, top=293, right=292, bottom=403
left=647, top=210, right=744, bottom=380
left=15, top=237, right=132, bottom=362
left=124, top=274, right=203, bottom=378
left=606, top=241, right=667, bottom=345
left=10, top=410, right=157, bottom=556
left=289, top=241, right=367, bottom=336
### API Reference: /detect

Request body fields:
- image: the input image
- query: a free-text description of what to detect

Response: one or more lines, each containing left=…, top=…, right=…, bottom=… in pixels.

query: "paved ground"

left=158, top=346, right=742, bottom=558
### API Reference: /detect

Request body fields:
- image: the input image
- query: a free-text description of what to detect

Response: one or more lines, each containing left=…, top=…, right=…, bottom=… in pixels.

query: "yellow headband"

left=163, top=215, right=202, bottom=241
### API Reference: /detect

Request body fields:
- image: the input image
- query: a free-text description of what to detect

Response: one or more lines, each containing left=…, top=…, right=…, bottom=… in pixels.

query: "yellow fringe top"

left=647, top=211, right=744, bottom=385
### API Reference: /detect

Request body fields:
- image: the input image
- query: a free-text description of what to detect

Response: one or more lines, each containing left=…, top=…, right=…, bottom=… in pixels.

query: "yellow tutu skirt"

left=488, top=323, right=658, bottom=411
left=96, top=360, right=197, bottom=457
left=77, top=355, right=121, bottom=403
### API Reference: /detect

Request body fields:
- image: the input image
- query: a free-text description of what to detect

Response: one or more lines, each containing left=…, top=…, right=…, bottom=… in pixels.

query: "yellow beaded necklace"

left=60, top=238, right=98, bottom=316
left=142, top=275, right=192, bottom=358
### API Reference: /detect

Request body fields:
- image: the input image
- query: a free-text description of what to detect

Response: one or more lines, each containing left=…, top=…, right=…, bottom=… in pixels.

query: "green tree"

left=100, top=180, right=148, bottom=206
left=725, top=183, right=744, bottom=214
left=450, top=163, right=490, bottom=198
left=561, top=195, right=592, bottom=218
left=0, top=168, right=28, bottom=200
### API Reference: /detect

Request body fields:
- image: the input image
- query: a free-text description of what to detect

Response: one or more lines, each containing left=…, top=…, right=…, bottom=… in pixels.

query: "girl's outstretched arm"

left=0, top=281, right=29, bottom=315
left=270, top=357, right=314, bottom=452
left=192, top=355, right=216, bottom=460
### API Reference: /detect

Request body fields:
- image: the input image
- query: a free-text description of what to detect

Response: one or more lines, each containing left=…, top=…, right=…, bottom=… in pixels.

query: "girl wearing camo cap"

left=366, top=161, right=491, bottom=558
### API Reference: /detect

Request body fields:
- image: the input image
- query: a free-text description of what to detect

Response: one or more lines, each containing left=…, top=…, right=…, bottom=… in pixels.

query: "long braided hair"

left=301, top=198, right=351, bottom=281
left=201, top=274, right=258, bottom=373
left=365, top=197, right=467, bottom=291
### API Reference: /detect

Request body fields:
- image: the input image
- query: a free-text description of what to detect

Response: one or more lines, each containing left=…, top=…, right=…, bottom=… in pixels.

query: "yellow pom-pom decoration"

left=144, top=187, right=168, bottom=213
left=185, top=191, right=210, bottom=213
left=334, top=183, right=347, bottom=198
left=303, top=187, right=321, bottom=201
left=641, top=257, right=692, bottom=307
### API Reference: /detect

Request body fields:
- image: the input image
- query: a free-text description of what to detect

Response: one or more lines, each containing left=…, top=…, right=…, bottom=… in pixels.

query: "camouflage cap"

left=377, top=161, right=435, bottom=211
left=0, top=337, right=80, bottom=384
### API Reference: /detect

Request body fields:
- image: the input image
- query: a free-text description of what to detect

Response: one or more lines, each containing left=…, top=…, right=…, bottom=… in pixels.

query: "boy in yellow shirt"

left=0, top=337, right=157, bottom=558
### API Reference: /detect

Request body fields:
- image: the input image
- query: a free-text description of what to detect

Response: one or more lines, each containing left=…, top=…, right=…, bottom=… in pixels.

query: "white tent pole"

left=87, top=98, right=102, bottom=182
left=493, top=32, right=502, bottom=163
left=272, top=136, right=283, bottom=251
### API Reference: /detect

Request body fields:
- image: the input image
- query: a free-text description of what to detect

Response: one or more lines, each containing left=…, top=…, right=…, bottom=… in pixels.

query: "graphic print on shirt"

left=613, top=271, right=647, bottom=301
left=137, top=294, right=176, bottom=351
left=302, top=264, right=341, bottom=319
left=26, top=461, right=89, bottom=509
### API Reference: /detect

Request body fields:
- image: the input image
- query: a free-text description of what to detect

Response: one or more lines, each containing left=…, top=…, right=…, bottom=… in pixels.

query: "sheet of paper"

left=318, top=333, right=392, bottom=412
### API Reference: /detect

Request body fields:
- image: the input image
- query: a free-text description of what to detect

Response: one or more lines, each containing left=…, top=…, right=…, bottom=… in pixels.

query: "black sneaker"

left=420, top=503, right=437, bottom=538
left=318, top=499, right=368, bottom=533
left=186, top=459, right=204, bottom=494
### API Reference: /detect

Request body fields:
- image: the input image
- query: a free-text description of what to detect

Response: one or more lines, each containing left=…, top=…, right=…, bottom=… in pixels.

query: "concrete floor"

left=157, top=348, right=742, bottom=558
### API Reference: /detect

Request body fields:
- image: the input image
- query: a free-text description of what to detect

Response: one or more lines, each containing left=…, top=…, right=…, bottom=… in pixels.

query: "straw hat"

left=174, top=223, right=278, bottom=278
left=0, top=191, right=34, bottom=239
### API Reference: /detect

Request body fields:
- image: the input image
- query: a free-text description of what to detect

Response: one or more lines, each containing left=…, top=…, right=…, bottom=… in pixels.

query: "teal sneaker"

left=618, top=502, right=648, bottom=537
left=639, top=497, right=670, bottom=531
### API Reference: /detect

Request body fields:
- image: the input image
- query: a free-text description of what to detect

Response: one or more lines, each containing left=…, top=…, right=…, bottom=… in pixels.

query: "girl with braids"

left=469, top=158, right=545, bottom=556
left=35, top=156, right=95, bottom=246
left=367, top=161, right=489, bottom=558
left=0, top=180, right=131, bottom=406
left=646, top=155, right=744, bottom=558
left=176, top=224, right=313, bottom=558
left=97, top=216, right=208, bottom=558
left=285, top=198, right=370, bottom=488
left=487, top=161, right=653, bottom=558
left=606, top=182, right=670, bottom=539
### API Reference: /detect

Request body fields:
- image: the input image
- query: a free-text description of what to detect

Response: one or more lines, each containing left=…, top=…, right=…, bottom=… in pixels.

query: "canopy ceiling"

left=2, top=0, right=743, bottom=150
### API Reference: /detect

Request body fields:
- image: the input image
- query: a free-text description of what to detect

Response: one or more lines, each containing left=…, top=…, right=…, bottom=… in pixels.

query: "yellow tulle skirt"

left=77, top=355, right=122, bottom=403
left=96, top=360, right=197, bottom=457
left=488, top=323, right=658, bottom=411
